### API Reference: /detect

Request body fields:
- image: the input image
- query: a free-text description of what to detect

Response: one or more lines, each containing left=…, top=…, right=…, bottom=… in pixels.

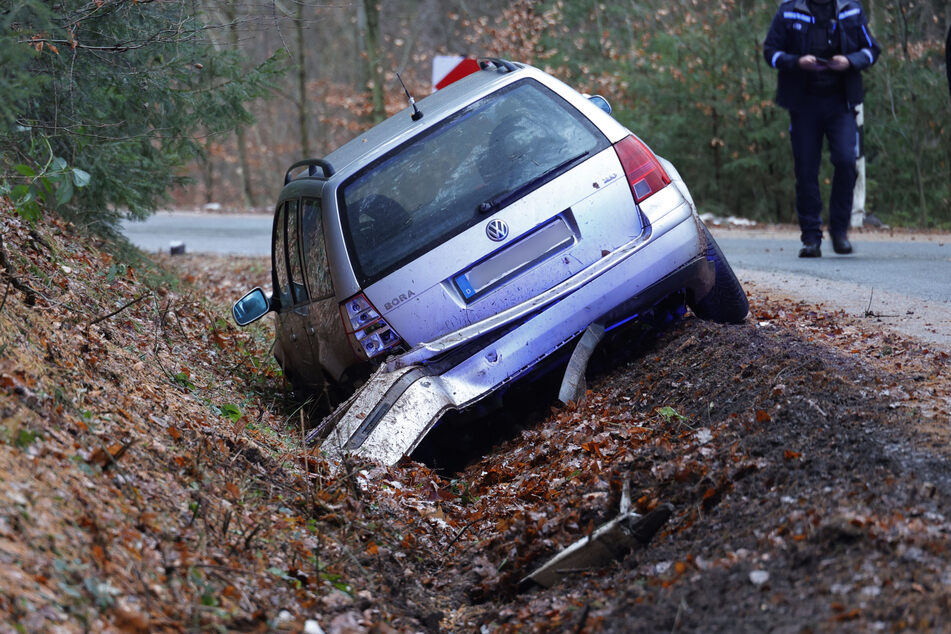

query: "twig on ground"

left=573, top=603, right=590, bottom=634
left=28, top=228, right=53, bottom=252
left=863, top=288, right=899, bottom=318
left=806, top=398, right=828, bottom=417
left=772, top=361, right=802, bottom=385
left=443, top=518, right=480, bottom=554
left=0, top=279, right=9, bottom=313
left=0, top=234, right=38, bottom=306
left=243, top=520, right=266, bottom=551
left=671, top=598, right=687, bottom=633
left=87, top=291, right=150, bottom=328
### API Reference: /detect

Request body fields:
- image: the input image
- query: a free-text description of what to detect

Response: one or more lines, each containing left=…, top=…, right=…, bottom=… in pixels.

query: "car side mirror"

left=587, top=94, right=612, bottom=115
left=232, top=288, right=272, bottom=326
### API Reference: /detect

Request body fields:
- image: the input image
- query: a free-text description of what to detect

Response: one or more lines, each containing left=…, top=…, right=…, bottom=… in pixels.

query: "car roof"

left=320, top=60, right=531, bottom=180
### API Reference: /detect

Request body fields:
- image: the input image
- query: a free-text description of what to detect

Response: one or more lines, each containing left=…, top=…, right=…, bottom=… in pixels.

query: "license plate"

left=453, top=217, right=574, bottom=302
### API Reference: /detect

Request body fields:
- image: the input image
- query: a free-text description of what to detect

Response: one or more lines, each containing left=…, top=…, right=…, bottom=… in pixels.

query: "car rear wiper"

left=478, top=150, right=590, bottom=213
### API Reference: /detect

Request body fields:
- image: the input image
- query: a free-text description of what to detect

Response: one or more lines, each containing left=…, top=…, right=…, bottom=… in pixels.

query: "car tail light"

left=614, top=134, right=671, bottom=203
left=340, top=293, right=404, bottom=359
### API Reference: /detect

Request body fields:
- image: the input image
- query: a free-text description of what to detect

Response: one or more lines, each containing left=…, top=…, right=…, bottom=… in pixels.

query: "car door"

left=273, top=198, right=325, bottom=391
left=299, top=197, right=358, bottom=382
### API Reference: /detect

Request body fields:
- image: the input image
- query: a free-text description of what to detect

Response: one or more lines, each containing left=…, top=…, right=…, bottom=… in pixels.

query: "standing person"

left=764, top=0, right=880, bottom=257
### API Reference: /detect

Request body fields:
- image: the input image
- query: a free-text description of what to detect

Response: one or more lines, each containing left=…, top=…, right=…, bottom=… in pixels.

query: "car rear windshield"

left=339, top=78, right=609, bottom=285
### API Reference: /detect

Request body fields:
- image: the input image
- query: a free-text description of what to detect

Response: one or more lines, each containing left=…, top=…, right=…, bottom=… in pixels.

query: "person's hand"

left=827, top=55, right=851, bottom=71
left=798, top=55, right=825, bottom=71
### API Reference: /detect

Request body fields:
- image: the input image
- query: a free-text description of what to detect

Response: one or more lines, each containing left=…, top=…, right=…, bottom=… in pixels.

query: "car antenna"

left=396, top=72, right=423, bottom=121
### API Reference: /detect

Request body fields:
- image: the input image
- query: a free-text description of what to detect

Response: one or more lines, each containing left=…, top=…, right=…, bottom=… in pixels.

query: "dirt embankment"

left=1, top=210, right=950, bottom=632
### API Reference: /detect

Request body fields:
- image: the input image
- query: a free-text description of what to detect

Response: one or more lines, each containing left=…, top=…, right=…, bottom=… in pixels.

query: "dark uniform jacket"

left=763, top=0, right=881, bottom=110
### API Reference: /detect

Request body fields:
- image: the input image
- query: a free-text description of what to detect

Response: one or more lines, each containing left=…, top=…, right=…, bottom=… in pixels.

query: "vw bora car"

left=233, top=58, right=748, bottom=463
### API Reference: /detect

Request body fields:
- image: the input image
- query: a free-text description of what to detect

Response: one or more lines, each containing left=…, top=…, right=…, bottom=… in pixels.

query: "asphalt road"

left=120, top=212, right=951, bottom=347
left=714, top=228, right=951, bottom=305
left=121, top=211, right=273, bottom=257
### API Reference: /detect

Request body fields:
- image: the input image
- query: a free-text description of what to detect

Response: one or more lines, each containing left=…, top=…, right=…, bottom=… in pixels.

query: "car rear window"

left=339, top=79, right=609, bottom=285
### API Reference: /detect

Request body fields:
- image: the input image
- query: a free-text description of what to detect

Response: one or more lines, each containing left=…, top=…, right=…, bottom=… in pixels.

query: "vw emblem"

left=486, top=218, right=509, bottom=242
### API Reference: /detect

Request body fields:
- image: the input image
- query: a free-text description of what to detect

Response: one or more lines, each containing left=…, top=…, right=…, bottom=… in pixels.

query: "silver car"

left=233, top=59, right=747, bottom=464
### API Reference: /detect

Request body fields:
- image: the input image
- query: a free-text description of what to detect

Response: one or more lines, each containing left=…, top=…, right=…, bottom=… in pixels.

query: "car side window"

left=301, top=197, right=334, bottom=299
left=286, top=199, right=309, bottom=305
left=272, top=202, right=293, bottom=309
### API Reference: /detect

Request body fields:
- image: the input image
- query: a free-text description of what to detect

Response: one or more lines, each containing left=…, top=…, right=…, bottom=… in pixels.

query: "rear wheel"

left=689, top=225, right=748, bottom=324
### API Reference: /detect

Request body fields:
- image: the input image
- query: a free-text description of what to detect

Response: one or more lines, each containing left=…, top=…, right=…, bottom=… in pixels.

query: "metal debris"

left=523, top=484, right=673, bottom=588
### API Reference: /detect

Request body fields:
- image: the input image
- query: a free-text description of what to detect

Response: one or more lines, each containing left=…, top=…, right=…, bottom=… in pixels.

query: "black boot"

left=831, top=235, right=853, bottom=254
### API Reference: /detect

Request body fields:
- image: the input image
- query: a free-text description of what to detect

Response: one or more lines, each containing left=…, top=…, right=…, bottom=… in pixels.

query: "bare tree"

left=358, top=0, right=386, bottom=123
left=295, top=0, right=312, bottom=157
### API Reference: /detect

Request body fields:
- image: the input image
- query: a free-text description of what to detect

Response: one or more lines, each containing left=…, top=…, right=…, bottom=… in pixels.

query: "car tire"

left=689, top=225, right=749, bottom=324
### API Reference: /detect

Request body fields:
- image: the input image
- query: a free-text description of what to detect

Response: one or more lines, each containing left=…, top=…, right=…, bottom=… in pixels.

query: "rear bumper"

left=412, top=205, right=711, bottom=402
left=395, top=187, right=706, bottom=366
left=319, top=203, right=714, bottom=464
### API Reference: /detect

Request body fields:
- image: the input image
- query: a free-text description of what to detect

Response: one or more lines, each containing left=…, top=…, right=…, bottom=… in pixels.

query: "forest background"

left=2, top=0, right=949, bottom=232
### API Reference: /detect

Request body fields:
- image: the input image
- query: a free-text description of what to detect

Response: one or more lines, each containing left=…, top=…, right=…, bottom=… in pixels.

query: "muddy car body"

left=233, top=59, right=748, bottom=464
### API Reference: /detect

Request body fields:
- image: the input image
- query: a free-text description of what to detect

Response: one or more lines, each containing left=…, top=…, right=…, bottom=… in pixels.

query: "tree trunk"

left=200, top=137, right=215, bottom=204
left=711, top=107, right=721, bottom=195
left=360, top=0, right=385, bottom=123
left=226, top=1, right=256, bottom=207
left=235, top=125, right=255, bottom=208
left=913, top=140, right=927, bottom=227
left=296, top=0, right=312, bottom=157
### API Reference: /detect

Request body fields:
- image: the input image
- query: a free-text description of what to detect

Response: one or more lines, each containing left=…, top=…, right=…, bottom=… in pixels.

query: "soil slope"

left=1, top=209, right=949, bottom=632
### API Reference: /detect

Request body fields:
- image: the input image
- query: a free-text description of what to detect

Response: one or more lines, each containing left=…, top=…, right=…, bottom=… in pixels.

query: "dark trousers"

left=789, top=102, right=858, bottom=245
